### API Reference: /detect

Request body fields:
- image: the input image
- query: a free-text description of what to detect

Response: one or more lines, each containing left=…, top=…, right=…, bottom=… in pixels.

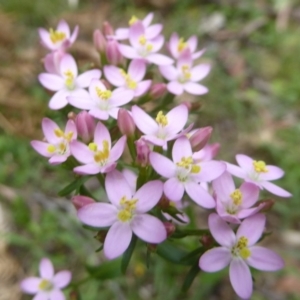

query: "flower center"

left=138, top=35, right=153, bottom=56
left=231, top=236, right=251, bottom=259
left=95, top=87, right=112, bottom=100
left=54, top=128, right=73, bottom=141
left=64, top=70, right=75, bottom=90
left=129, top=15, right=139, bottom=26
left=156, top=111, right=168, bottom=127
left=179, top=65, right=191, bottom=82
left=117, top=196, right=138, bottom=222
left=176, top=156, right=201, bottom=182
left=39, top=279, right=53, bottom=291
left=177, top=38, right=187, bottom=52
left=119, top=69, right=137, bottom=89
left=253, top=160, right=268, bottom=173
left=89, top=140, right=110, bottom=165
left=230, top=189, right=243, bottom=206
left=49, top=28, right=66, bottom=44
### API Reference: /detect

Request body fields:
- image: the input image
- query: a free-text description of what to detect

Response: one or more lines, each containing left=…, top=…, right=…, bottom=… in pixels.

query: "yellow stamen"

left=177, top=156, right=193, bottom=169
left=181, top=65, right=191, bottom=80
left=47, top=145, right=56, bottom=153
left=177, top=38, right=187, bottom=52
left=54, top=128, right=64, bottom=138
left=119, top=69, right=137, bottom=89
left=95, top=87, right=112, bottom=100
left=191, top=165, right=201, bottom=174
left=93, top=140, right=110, bottom=163
left=237, top=236, right=248, bottom=249
left=253, top=160, right=268, bottom=173
left=118, top=210, right=132, bottom=222
left=156, top=111, right=168, bottom=127
left=58, top=142, right=66, bottom=153
left=39, top=279, right=53, bottom=291
left=230, top=189, right=243, bottom=206
left=146, top=44, right=153, bottom=52
left=240, top=247, right=251, bottom=259
left=65, top=131, right=74, bottom=141
left=232, top=236, right=251, bottom=259
left=129, top=16, right=139, bottom=26
left=139, top=35, right=147, bottom=46
left=88, top=142, right=98, bottom=152
left=64, top=70, right=74, bottom=89
left=117, top=196, right=138, bottom=222
left=49, top=28, right=66, bottom=44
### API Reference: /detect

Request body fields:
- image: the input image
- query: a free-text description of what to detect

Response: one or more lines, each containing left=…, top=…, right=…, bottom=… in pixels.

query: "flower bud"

left=117, top=109, right=136, bottom=136
left=106, top=40, right=124, bottom=65
left=75, top=111, right=95, bottom=143
left=103, top=21, right=114, bottom=36
left=163, top=222, right=176, bottom=237
left=93, top=29, right=107, bottom=54
left=149, top=83, right=167, bottom=100
left=189, top=127, right=212, bottom=152
left=258, top=199, right=275, bottom=213
left=72, top=195, right=95, bottom=210
left=200, top=234, right=214, bottom=249
left=135, top=138, right=150, bottom=167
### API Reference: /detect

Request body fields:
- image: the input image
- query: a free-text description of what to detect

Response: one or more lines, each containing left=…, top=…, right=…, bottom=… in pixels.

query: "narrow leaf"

left=181, top=262, right=200, bottom=292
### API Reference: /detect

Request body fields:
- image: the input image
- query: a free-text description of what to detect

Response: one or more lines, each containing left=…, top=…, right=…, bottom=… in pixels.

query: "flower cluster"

left=25, top=13, right=292, bottom=299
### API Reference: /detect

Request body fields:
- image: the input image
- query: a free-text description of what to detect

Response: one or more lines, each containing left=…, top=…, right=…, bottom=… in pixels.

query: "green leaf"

left=58, top=176, right=90, bottom=196
left=172, top=229, right=210, bottom=238
left=180, top=247, right=204, bottom=262
left=181, top=262, right=200, bottom=292
left=86, top=259, right=121, bottom=280
left=156, top=241, right=190, bottom=265
left=121, top=234, right=137, bottom=274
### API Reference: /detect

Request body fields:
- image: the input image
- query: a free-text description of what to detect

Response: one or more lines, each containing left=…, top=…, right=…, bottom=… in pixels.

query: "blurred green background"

left=0, top=0, right=300, bottom=299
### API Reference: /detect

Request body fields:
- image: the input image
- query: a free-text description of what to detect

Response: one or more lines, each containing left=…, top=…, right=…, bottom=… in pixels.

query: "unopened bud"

left=157, top=196, right=170, bottom=209
left=163, top=222, right=176, bottom=237
left=103, top=21, right=114, bottom=36
left=75, top=111, right=95, bottom=143
left=93, top=29, right=107, bottom=54
left=135, top=138, right=150, bottom=167
left=117, top=109, right=136, bottom=136
left=72, top=195, right=95, bottom=210
left=189, top=127, right=213, bottom=152
left=149, top=83, right=167, bottom=100
left=258, top=199, right=275, bottom=212
left=106, top=40, right=124, bottom=65
left=200, top=234, right=214, bottom=249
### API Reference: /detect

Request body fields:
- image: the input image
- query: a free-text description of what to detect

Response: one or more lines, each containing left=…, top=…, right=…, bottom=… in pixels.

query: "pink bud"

left=106, top=40, right=124, bottom=65
left=189, top=127, right=213, bottom=152
left=72, top=195, right=95, bottom=210
left=135, top=138, right=151, bottom=167
left=163, top=222, right=176, bottom=237
left=208, top=143, right=220, bottom=159
left=75, top=111, right=96, bottom=143
left=103, top=21, right=114, bottom=36
left=93, top=29, right=107, bottom=54
left=149, top=83, right=167, bottom=100
left=44, top=50, right=65, bottom=75
left=117, top=109, right=136, bottom=136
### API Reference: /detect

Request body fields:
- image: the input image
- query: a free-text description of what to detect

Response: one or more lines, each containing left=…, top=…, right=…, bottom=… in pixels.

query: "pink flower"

left=75, top=111, right=96, bottom=143
left=159, top=49, right=210, bottom=95
left=38, top=54, right=101, bottom=110
left=199, top=213, right=284, bottom=299
left=20, top=258, right=71, bottom=300
left=70, top=122, right=126, bottom=174
left=114, top=12, right=162, bottom=41
left=31, top=118, right=77, bottom=164
left=131, top=104, right=188, bottom=150
left=106, top=39, right=124, bottom=65
left=118, top=21, right=173, bottom=65
left=77, top=170, right=166, bottom=259
left=38, top=20, right=78, bottom=52
left=212, top=171, right=264, bottom=223
left=149, top=136, right=226, bottom=208
left=135, top=138, right=151, bottom=167
left=226, top=154, right=292, bottom=198
left=192, top=143, right=220, bottom=163
left=117, top=109, right=136, bottom=136
left=104, top=59, right=152, bottom=97
left=168, top=32, right=205, bottom=60
left=188, top=126, right=213, bottom=152
left=68, top=79, right=134, bottom=120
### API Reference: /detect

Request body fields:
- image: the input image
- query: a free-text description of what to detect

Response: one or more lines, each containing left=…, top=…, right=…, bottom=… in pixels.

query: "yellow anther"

left=54, top=128, right=64, bottom=138
left=177, top=38, right=187, bottom=52
left=65, top=131, right=74, bottom=141
left=146, top=44, right=153, bottom=52
left=232, top=236, right=251, bottom=259
left=95, top=87, right=112, bottom=100
left=230, top=189, right=243, bottom=206
left=239, top=247, right=251, bottom=259
left=88, top=142, right=98, bottom=152
left=93, top=140, right=110, bottom=163
left=129, top=16, right=139, bottom=26
left=49, top=28, right=66, bottom=44
left=118, top=196, right=137, bottom=222
left=39, top=279, right=53, bottom=291
left=253, top=160, right=268, bottom=173
left=237, top=236, right=248, bottom=249
left=119, top=70, right=137, bottom=89
left=156, top=111, right=168, bottom=127
left=47, top=145, right=56, bottom=153
left=181, top=65, right=191, bottom=80
left=118, top=209, right=132, bottom=222
left=177, top=156, right=193, bottom=169
left=191, top=165, right=201, bottom=174
left=58, top=142, right=66, bottom=153
left=139, top=35, right=147, bottom=46
left=64, top=70, right=75, bottom=89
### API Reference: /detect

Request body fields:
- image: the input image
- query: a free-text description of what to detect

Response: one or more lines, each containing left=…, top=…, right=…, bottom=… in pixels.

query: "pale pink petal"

left=195, top=161, right=226, bottom=182
left=208, top=213, right=236, bottom=247
left=53, top=271, right=72, bottom=289
left=236, top=213, right=266, bottom=246
left=142, top=12, right=153, bottom=27
left=128, top=59, right=146, bottom=81
left=237, top=205, right=265, bottom=219
left=167, top=81, right=183, bottom=95
left=89, top=108, right=109, bottom=120
left=73, top=164, right=101, bottom=175
left=89, top=79, right=107, bottom=100
left=164, top=177, right=185, bottom=202
left=247, top=246, right=284, bottom=271
left=105, top=170, right=132, bottom=206
left=212, top=171, right=235, bottom=201
left=49, top=155, right=68, bottom=165
left=104, top=65, right=125, bottom=86
left=177, top=49, right=192, bottom=68
left=108, top=107, right=120, bottom=119
left=122, top=169, right=137, bottom=194
left=39, top=258, right=54, bottom=279
left=143, top=135, right=165, bottom=147
left=131, top=214, right=166, bottom=243
left=43, top=118, right=61, bottom=144
left=131, top=105, right=158, bottom=135
left=192, top=49, right=206, bottom=60
left=191, top=64, right=211, bottom=82
left=236, top=154, right=254, bottom=173
left=49, top=90, right=69, bottom=110
left=70, top=25, right=79, bottom=43
left=109, top=136, right=126, bottom=162
left=67, top=95, right=94, bottom=110
left=78, top=203, right=117, bottom=227
left=185, top=181, right=215, bottom=208
left=104, top=221, right=132, bottom=259
left=60, top=54, right=77, bottom=77
left=168, top=33, right=179, bottom=57
left=38, top=28, right=55, bottom=50
left=183, top=82, right=208, bottom=95
left=57, top=20, right=70, bottom=37
left=165, top=104, right=188, bottom=136
left=94, top=122, right=111, bottom=148
left=172, top=136, right=192, bottom=163
left=101, top=162, right=117, bottom=173
left=49, top=290, right=65, bottom=300
left=150, top=35, right=164, bottom=52
left=135, top=180, right=163, bottom=213
left=146, top=24, right=162, bottom=39
left=70, top=141, right=94, bottom=164
left=31, top=141, right=52, bottom=158
left=199, top=247, right=231, bottom=272
left=259, top=166, right=284, bottom=180
left=114, top=28, right=129, bottom=40
left=110, top=89, right=134, bottom=106
left=229, top=259, right=253, bottom=299
left=147, top=53, right=173, bottom=65
left=38, top=73, right=64, bottom=91
left=33, top=293, right=48, bottom=300
left=134, top=80, right=152, bottom=97
left=187, top=35, right=197, bottom=52
left=225, top=162, right=247, bottom=179
left=20, top=277, right=41, bottom=294
left=239, top=182, right=260, bottom=208
left=69, top=89, right=90, bottom=103
left=76, top=70, right=101, bottom=88
left=260, top=181, right=291, bottom=198
left=129, top=21, right=145, bottom=48
left=159, top=65, right=178, bottom=81
left=65, top=119, right=77, bottom=139
left=118, top=44, right=139, bottom=59
left=149, top=152, right=176, bottom=178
